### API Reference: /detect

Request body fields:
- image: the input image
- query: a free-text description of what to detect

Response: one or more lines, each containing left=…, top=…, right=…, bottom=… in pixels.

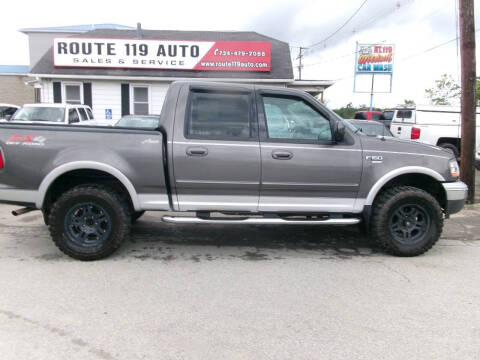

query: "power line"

left=328, top=30, right=480, bottom=84
left=304, top=0, right=408, bottom=57
left=303, top=1, right=459, bottom=69
left=303, top=51, right=357, bottom=67
left=308, top=0, right=368, bottom=49
left=398, top=29, right=479, bottom=63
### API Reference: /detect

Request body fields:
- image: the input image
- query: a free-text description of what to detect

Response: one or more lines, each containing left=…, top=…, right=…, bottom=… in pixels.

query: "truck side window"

left=78, top=108, right=88, bottom=121
left=68, top=109, right=80, bottom=124
left=396, top=110, right=412, bottom=118
left=262, top=96, right=332, bottom=141
left=186, top=92, right=251, bottom=140
left=86, top=108, right=94, bottom=120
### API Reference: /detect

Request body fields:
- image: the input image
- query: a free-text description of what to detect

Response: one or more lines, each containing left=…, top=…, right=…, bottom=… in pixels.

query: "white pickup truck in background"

left=10, top=103, right=95, bottom=125
left=390, top=105, right=480, bottom=159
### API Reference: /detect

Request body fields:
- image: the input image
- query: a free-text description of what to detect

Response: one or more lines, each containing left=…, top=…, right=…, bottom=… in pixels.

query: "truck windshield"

left=12, top=107, right=65, bottom=123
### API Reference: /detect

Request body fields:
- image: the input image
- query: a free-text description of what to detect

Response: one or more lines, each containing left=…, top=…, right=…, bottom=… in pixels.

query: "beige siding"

left=0, top=75, right=34, bottom=106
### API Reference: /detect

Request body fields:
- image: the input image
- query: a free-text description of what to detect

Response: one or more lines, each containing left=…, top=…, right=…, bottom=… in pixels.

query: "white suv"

left=10, top=103, right=94, bottom=125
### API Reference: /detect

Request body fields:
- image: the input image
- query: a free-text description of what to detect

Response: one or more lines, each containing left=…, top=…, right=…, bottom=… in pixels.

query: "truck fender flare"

left=36, top=161, right=140, bottom=210
left=364, top=166, right=446, bottom=206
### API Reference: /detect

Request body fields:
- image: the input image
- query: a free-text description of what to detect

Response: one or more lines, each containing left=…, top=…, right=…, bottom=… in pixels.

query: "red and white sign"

left=53, top=38, right=271, bottom=72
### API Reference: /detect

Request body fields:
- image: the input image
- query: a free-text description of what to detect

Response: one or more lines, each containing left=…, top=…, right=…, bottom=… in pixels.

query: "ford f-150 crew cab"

left=0, top=82, right=468, bottom=260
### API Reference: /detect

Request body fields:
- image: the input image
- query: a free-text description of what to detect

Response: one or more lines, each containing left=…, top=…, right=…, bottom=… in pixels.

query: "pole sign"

left=53, top=38, right=271, bottom=72
left=354, top=43, right=394, bottom=94
left=355, top=43, right=394, bottom=74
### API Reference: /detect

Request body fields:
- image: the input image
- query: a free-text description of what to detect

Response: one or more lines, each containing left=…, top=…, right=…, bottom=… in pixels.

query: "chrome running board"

left=162, top=216, right=360, bottom=225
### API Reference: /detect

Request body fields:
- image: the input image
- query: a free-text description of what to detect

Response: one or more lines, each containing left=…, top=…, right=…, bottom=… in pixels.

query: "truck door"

left=172, top=84, right=260, bottom=212
left=256, top=90, right=363, bottom=213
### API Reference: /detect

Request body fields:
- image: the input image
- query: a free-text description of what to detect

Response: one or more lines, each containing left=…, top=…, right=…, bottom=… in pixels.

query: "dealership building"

left=16, top=24, right=333, bottom=121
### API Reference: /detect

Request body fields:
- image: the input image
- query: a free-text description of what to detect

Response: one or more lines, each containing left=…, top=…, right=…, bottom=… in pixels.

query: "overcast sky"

left=1, top=0, right=479, bottom=108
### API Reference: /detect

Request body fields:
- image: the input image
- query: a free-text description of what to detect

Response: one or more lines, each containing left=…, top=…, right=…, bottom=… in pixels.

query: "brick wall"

left=0, top=75, right=35, bottom=106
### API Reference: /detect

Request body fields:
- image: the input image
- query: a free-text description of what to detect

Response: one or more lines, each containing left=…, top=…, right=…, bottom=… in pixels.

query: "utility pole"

left=459, top=0, right=476, bottom=203
left=297, top=47, right=306, bottom=80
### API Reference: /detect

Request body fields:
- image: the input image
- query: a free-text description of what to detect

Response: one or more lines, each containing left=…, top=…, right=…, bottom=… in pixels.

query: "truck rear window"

left=396, top=110, right=412, bottom=119
left=186, top=92, right=251, bottom=140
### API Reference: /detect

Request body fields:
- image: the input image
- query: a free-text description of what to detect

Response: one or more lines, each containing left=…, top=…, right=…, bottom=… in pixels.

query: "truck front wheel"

left=371, top=186, right=443, bottom=256
left=48, top=185, right=131, bottom=260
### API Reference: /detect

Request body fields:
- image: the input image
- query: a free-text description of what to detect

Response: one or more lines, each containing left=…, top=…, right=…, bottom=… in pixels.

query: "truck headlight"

left=449, top=159, right=459, bottom=179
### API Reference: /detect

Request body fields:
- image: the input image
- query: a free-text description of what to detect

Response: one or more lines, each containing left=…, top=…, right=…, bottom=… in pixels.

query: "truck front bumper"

left=442, top=181, right=468, bottom=215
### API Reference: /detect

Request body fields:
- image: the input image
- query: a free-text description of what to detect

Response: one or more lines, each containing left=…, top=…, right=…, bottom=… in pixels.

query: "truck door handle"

left=271, top=150, right=293, bottom=160
left=186, top=147, right=208, bottom=157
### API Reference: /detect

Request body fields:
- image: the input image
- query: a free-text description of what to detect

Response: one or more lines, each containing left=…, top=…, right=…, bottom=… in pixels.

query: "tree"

left=425, top=74, right=461, bottom=105
left=404, top=99, right=415, bottom=105
left=333, top=102, right=356, bottom=119
left=333, top=103, right=383, bottom=119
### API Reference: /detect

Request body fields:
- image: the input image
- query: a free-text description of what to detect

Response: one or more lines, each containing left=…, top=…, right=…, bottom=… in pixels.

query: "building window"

left=132, top=86, right=149, bottom=115
left=63, top=83, right=83, bottom=104
left=34, top=88, right=41, bottom=103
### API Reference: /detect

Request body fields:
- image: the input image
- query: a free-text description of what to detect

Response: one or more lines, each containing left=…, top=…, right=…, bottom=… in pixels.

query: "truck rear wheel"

left=371, top=186, right=443, bottom=256
left=48, top=185, right=131, bottom=260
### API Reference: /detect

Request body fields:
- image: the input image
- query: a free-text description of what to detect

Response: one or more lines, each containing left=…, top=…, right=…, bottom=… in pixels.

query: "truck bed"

left=0, top=123, right=169, bottom=211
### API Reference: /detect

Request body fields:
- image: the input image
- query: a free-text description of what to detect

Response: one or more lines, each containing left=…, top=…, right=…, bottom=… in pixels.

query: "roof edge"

left=28, top=73, right=294, bottom=83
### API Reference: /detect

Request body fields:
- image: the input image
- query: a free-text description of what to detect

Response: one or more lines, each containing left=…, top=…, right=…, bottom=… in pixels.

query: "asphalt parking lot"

left=0, top=176, right=480, bottom=359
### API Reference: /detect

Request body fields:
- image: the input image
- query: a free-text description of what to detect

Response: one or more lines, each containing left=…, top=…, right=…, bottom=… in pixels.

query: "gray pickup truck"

left=0, top=82, right=468, bottom=260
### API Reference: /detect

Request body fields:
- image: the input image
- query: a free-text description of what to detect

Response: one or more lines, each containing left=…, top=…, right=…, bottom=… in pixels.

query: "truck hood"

left=359, top=135, right=453, bottom=159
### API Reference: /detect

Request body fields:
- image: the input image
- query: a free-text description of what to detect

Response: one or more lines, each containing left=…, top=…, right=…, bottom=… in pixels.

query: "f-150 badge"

left=366, top=155, right=383, bottom=163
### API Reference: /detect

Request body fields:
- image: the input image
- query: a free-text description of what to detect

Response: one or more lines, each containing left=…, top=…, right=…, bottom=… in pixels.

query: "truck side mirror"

left=334, top=120, right=345, bottom=142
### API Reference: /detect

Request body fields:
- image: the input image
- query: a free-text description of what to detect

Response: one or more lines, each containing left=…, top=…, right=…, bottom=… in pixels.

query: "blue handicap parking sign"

left=105, top=109, right=112, bottom=120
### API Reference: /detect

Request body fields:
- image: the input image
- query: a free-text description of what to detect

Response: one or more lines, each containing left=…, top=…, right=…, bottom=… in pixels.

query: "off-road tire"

left=371, top=186, right=443, bottom=256
left=42, top=210, right=50, bottom=226
left=48, top=185, right=131, bottom=260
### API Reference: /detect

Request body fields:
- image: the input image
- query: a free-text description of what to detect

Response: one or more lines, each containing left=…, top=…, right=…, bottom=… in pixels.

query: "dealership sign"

left=355, top=43, right=394, bottom=73
left=53, top=38, right=271, bottom=72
